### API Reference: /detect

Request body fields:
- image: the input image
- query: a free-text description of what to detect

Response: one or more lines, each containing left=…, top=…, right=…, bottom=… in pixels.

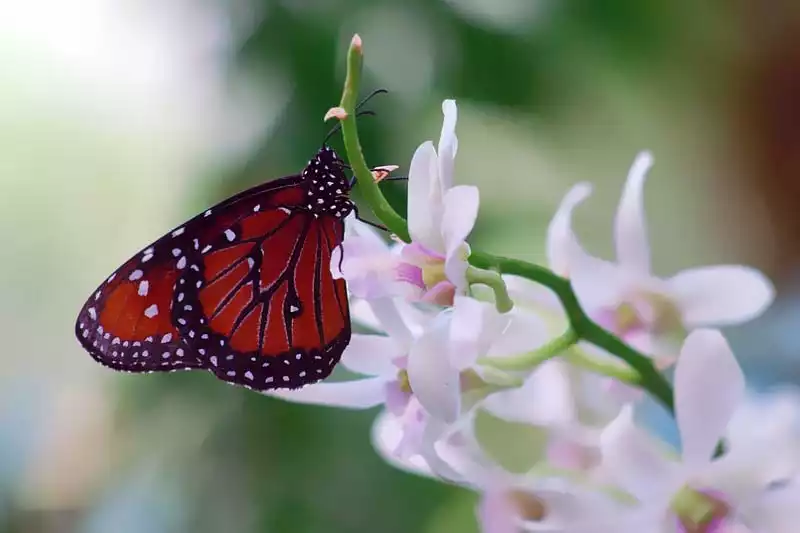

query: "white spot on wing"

left=172, top=227, right=185, bottom=237
left=144, top=304, right=159, bottom=318
left=138, top=280, right=149, bottom=296
left=177, top=256, right=187, bottom=269
left=88, top=307, right=97, bottom=320
left=161, top=333, right=173, bottom=343
left=224, top=229, right=235, bottom=242
left=142, top=253, right=153, bottom=263
left=172, top=248, right=182, bottom=257
left=278, top=207, right=291, bottom=214
left=245, top=371, right=254, bottom=380
left=129, top=270, right=143, bottom=281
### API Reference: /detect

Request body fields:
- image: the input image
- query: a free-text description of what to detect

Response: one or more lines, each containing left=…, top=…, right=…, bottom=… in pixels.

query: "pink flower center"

left=595, top=291, right=684, bottom=340
left=397, top=242, right=456, bottom=305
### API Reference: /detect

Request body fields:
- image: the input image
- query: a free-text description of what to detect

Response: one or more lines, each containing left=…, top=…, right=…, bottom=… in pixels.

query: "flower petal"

left=346, top=214, right=391, bottom=246
left=478, top=488, right=519, bottom=533
left=546, top=182, right=593, bottom=276
left=443, top=185, right=479, bottom=289
left=486, top=310, right=547, bottom=358
left=420, top=280, right=456, bottom=306
left=407, top=315, right=461, bottom=423
left=437, top=99, right=458, bottom=191
left=483, top=359, right=575, bottom=426
left=334, top=235, right=405, bottom=299
left=407, top=141, right=444, bottom=251
left=675, top=329, right=745, bottom=470
left=370, top=410, right=435, bottom=478
left=667, top=265, right=775, bottom=327
left=599, top=405, right=681, bottom=503
left=368, top=297, right=414, bottom=349
left=503, top=274, right=564, bottom=316
left=264, top=377, right=388, bottom=409
left=614, top=151, right=653, bottom=275
left=568, top=244, right=628, bottom=312
left=449, top=295, right=507, bottom=369
left=341, top=334, right=403, bottom=376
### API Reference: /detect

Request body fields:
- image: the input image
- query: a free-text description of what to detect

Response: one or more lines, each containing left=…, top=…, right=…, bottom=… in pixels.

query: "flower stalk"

left=337, top=34, right=411, bottom=243
left=466, top=266, right=514, bottom=313
left=478, top=328, right=578, bottom=371
left=334, top=34, right=674, bottom=415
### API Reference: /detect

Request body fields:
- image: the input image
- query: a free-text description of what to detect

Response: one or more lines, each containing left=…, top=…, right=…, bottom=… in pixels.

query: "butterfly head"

left=302, top=146, right=354, bottom=219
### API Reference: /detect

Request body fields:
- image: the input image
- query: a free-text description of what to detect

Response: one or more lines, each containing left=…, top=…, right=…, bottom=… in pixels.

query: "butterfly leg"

left=352, top=205, right=389, bottom=232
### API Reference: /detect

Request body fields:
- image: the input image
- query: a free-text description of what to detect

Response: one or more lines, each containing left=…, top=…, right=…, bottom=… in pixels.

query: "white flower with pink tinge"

left=512, top=152, right=774, bottom=361
left=372, top=404, right=627, bottom=533
left=569, top=152, right=773, bottom=357
left=588, top=329, right=800, bottom=533
left=264, top=295, right=544, bottom=459
left=333, top=99, right=479, bottom=306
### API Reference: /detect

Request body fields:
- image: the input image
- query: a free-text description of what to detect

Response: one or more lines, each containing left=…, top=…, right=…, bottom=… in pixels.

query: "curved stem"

left=466, top=266, right=514, bottom=313
left=479, top=328, right=578, bottom=371
left=468, top=252, right=674, bottom=413
left=338, top=35, right=410, bottom=242
left=565, top=351, right=639, bottom=384
left=332, top=34, right=675, bottom=416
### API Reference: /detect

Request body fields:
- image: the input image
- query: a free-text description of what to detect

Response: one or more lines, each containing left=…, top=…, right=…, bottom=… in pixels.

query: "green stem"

left=468, top=252, right=674, bottom=413
left=338, top=35, right=410, bottom=242
left=466, top=266, right=514, bottom=313
left=565, top=351, right=639, bottom=384
left=333, top=35, right=675, bottom=416
left=479, top=328, right=578, bottom=371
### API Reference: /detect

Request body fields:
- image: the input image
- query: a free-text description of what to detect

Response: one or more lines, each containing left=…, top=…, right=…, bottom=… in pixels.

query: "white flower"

left=372, top=409, right=625, bottom=533
left=481, top=359, right=608, bottom=477
left=331, top=217, right=413, bottom=300
left=594, top=329, right=800, bottom=532
left=549, top=152, right=774, bottom=358
left=262, top=297, right=433, bottom=451
left=333, top=100, right=479, bottom=305
left=362, top=295, right=548, bottom=465
left=266, top=294, right=544, bottom=459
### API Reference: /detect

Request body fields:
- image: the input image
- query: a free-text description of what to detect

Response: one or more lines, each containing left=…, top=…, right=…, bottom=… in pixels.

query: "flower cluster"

left=267, top=98, right=799, bottom=532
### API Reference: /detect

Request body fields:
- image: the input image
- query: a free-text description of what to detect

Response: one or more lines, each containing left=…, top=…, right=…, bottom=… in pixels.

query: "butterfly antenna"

left=322, top=89, right=388, bottom=145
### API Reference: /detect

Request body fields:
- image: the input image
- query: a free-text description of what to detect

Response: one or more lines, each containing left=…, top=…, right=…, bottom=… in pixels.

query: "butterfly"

left=75, top=145, right=356, bottom=391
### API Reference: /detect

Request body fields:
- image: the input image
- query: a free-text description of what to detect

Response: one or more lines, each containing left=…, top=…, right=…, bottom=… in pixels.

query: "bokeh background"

left=3, top=0, right=800, bottom=531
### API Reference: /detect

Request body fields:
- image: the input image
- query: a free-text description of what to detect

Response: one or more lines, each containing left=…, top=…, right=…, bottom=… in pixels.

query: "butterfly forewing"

left=174, top=153, right=352, bottom=390
left=76, top=146, right=354, bottom=390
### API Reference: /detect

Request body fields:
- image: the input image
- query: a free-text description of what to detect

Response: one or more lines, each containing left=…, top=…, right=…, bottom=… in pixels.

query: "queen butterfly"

left=75, top=145, right=355, bottom=391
